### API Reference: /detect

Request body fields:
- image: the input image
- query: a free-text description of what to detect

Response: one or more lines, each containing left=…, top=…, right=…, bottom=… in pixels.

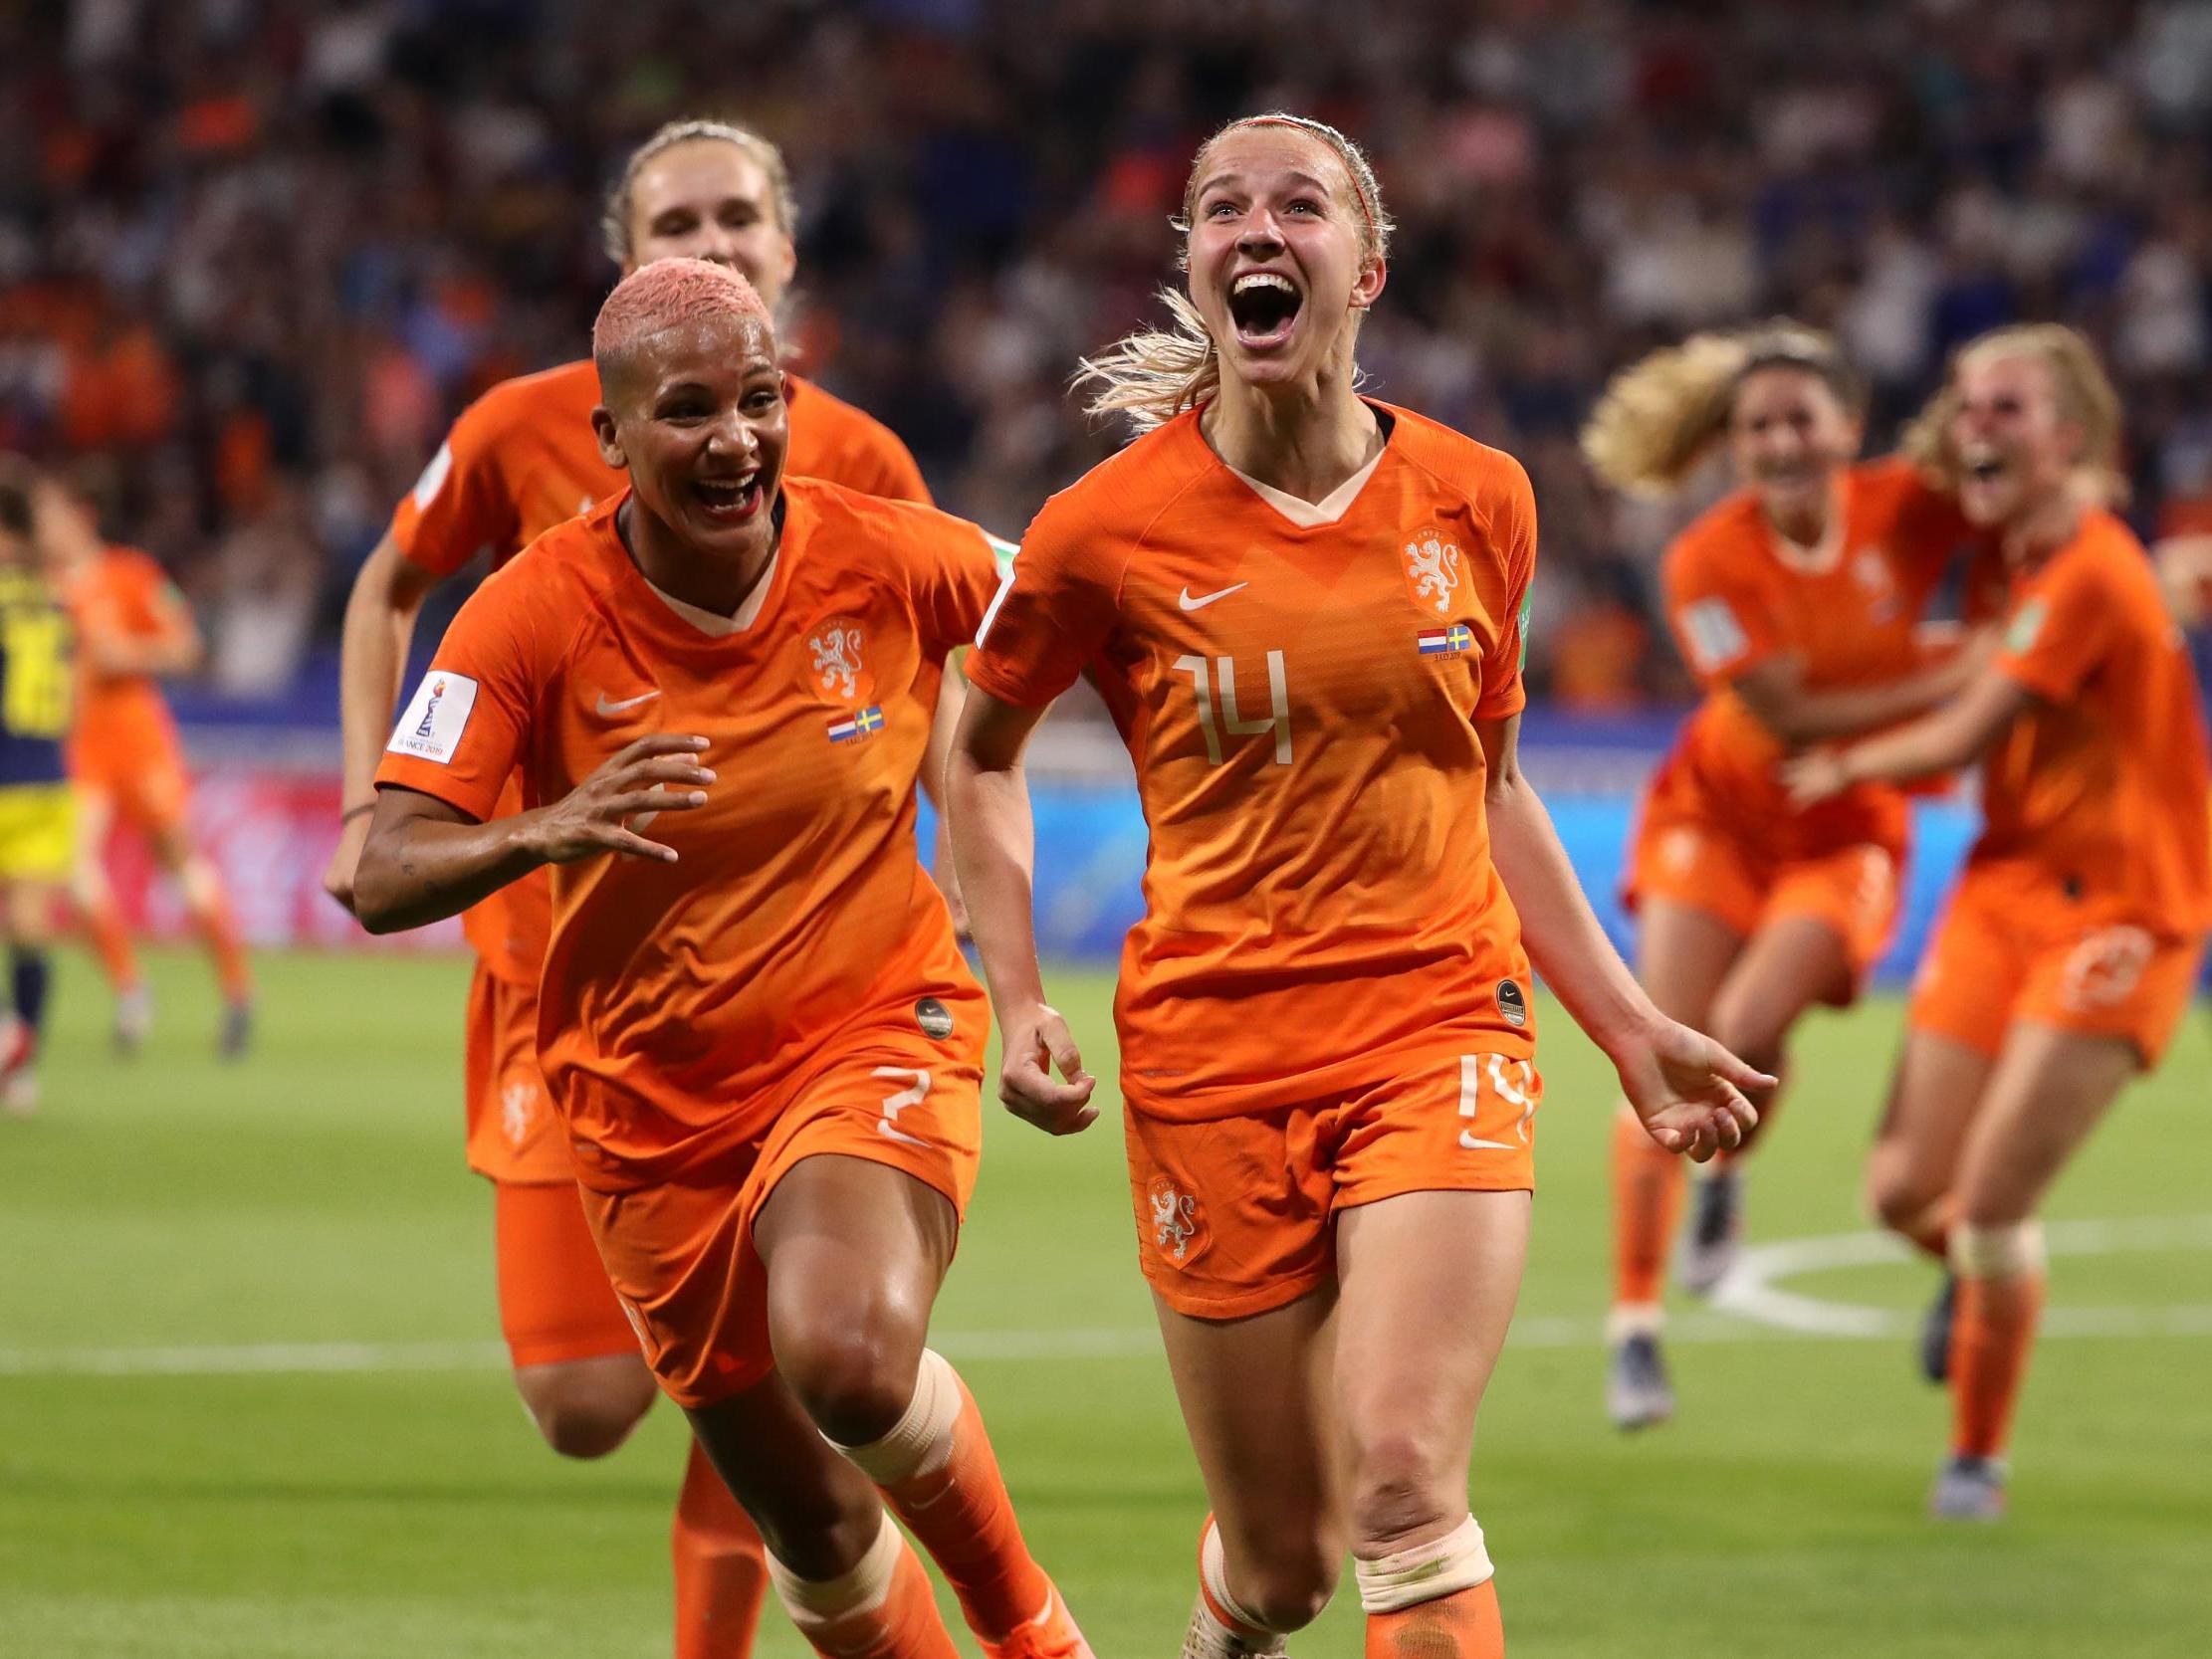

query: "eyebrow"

left=1199, top=169, right=1335, bottom=197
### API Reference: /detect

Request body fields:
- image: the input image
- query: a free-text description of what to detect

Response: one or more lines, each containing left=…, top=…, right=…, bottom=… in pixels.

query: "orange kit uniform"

left=1628, top=459, right=1977, bottom=990
left=389, top=356, right=931, bottom=1364
left=968, top=400, right=1543, bottom=1319
left=1909, top=511, right=2212, bottom=1064
left=376, top=481, right=998, bottom=1406
left=68, top=545, right=194, bottom=830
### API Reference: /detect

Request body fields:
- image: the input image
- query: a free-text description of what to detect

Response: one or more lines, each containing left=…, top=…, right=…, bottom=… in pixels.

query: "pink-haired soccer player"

left=356, top=261, right=1087, bottom=1659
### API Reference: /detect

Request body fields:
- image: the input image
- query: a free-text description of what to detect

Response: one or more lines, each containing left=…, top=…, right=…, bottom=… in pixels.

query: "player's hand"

left=997, top=1003, right=1097, bottom=1136
left=1612, top=1015, right=1769, bottom=1163
left=1779, top=748, right=1850, bottom=807
left=526, top=734, right=714, bottom=865
left=931, top=815, right=971, bottom=941
left=322, top=810, right=374, bottom=915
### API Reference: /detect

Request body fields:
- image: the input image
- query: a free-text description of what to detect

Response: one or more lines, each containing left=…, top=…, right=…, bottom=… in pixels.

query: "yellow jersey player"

left=0, top=462, right=79, bottom=1117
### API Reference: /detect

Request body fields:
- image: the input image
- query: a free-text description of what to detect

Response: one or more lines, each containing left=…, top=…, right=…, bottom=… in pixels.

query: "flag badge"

left=827, top=705, right=886, bottom=743
left=1417, top=624, right=1475, bottom=657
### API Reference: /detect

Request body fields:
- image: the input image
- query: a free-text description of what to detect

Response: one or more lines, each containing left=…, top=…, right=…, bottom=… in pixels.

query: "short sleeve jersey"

left=1657, top=457, right=1977, bottom=853
left=387, top=359, right=932, bottom=985
left=967, top=400, right=1537, bottom=1118
left=1981, top=510, right=2212, bottom=933
left=68, top=546, right=185, bottom=764
left=374, top=480, right=996, bottom=1188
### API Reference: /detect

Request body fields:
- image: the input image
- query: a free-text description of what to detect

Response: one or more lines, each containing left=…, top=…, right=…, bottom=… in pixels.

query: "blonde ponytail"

left=1581, top=320, right=1856, bottom=498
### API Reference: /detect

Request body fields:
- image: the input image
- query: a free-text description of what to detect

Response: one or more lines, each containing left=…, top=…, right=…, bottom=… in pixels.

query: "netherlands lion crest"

left=805, top=618, right=872, bottom=705
left=1146, top=1176, right=1205, bottom=1266
left=1400, top=528, right=1463, bottom=616
left=501, top=1077, right=538, bottom=1147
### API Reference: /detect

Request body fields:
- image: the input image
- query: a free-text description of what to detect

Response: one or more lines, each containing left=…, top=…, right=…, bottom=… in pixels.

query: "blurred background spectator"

left=7, top=0, right=2212, bottom=716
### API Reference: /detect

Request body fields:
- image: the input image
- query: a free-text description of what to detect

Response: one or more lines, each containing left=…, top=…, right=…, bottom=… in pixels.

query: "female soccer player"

left=40, top=476, right=255, bottom=1058
left=323, top=118, right=945, bottom=1659
left=355, top=260, right=1087, bottom=1659
left=1579, top=325, right=1986, bottom=1427
left=1786, top=324, right=2211, bottom=1519
left=948, top=114, right=1764, bottom=1658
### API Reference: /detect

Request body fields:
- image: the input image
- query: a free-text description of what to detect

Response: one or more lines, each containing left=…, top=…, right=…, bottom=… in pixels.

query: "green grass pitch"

left=2, top=947, right=2208, bottom=1656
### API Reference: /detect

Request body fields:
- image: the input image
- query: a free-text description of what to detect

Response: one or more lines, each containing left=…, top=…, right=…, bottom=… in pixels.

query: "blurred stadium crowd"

left=7, top=0, right=2212, bottom=708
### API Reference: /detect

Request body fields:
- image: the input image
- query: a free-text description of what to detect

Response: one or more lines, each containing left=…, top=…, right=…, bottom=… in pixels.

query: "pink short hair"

left=592, top=258, right=774, bottom=380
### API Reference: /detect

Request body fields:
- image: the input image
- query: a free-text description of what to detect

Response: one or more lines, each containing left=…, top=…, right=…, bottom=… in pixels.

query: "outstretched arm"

left=1783, top=667, right=2027, bottom=802
left=1480, top=714, right=1768, bottom=1160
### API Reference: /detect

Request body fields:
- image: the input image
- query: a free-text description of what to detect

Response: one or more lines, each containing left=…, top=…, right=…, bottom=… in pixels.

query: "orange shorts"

left=1124, top=1050, right=1542, bottom=1320
left=1908, top=864, right=2208, bottom=1067
left=576, top=1035, right=984, bottom=1409
left=462, top=963, right=572, bottom=1184
left=492, top=1177, right=639, bottom=1368
left=73, top=744, right=191, bottom=836
left=1628, top=813, right=1899, bottom=998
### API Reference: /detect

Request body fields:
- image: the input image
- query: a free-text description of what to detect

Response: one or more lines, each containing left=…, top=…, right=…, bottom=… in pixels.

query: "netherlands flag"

left=1418, top=624, right=1475, bottom=657
left=827, top=705, right=885, bottom=743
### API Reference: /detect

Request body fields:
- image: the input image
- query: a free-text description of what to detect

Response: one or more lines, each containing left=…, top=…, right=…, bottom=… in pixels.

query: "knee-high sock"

left=1611, top=1106, right=1684, bottom=1319
left=673, top=1439, right=770, bottom=1659
left=84, top=895, right=139, bottom=992
left=832, top=1349, right=1052, bottom=1643
left=10, top=947, right=50, bottom=1041
left=1358, top=1517, right=1502, bottom=1659
left=767, top=1510, right=958, bottom=1659
left=182, top=858, right=251, bottom=1001
left=1951, top=1269, right=2046, bottom=1460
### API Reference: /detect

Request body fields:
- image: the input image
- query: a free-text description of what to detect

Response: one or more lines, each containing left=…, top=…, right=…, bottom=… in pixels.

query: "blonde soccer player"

left=1787, top=325, right=2210, bottom=1518
left=949, top=113, right=1765, bottom=1657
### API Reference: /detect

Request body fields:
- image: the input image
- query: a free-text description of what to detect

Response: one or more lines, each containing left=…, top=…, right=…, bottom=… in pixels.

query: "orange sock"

left=1950, top=1272, right=2046, bottom=1460
left=835, top=1350, right=1050, bottom=1644
left=1365, top=1581, right=1503, bottom=1658
left=194, top=888, right=252, bottom=1002
left=1611, top=1107, right=1685, bottom=1311
left=673, top=1439, right=769, bottom=1659
left=769, top=1514, right=959, bottom=1659
left=86, top=896, right=138, bottom=992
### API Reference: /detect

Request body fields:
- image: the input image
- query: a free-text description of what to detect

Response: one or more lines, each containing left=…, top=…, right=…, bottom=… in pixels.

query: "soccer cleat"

left=983, top=1585, right=1096, bottom=1659
left=1607, top=1332, right=1675, bottom=1431
left=1180, top=1592, right=1286, bottom=1659
left=1918, top=1274, right=1958, bottom=1384
left=1929, top=1454, right=2007, bottom=1521
left=114, top=985, right=153, bottom=1056
left=219, top=999, right=253, bottom=1061
left=1675, top=1167, right=1744, bottom=1296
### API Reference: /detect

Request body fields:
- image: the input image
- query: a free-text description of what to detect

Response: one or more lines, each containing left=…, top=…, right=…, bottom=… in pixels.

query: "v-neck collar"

left=1764, top=481, right=1848, bottom=576
left=598, top=489, right=798, bottom=654
left=1193, top=399, right=1397, bottom=530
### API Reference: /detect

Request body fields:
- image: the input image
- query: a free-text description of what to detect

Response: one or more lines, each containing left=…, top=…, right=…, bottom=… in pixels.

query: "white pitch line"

left=5, top=1216, right=2208, bottom=1379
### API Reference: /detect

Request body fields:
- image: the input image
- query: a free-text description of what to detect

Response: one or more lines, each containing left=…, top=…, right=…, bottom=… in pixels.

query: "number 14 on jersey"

left=1172, top=651, right=1292, bottom=765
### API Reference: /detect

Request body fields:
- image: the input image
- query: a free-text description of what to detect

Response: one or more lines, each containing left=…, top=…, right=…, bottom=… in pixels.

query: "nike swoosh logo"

left=1179, top=582, right=1247, bottom=612
left=594, top=690, right=661, bottom=717
left=1460, top=1133, right=1518, bottom=1151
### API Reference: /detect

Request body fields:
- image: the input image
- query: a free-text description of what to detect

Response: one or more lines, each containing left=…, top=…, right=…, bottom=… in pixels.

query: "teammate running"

left=323, top=119, right=941, bottom=1659
left=38, top=478, right=255, bottom=1056
left=356, top=258, right=1089, bottom=1659
left=949, top=114, right=1763, bottom=1657
left=1786, top=324, right=2211, bottom=1519
left=1579, top=324, right=1986, bottom=1427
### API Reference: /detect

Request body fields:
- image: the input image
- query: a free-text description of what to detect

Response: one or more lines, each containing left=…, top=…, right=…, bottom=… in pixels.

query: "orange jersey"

left=1655, top=458, right=1976, bottom=856
left=1978, top=510, right=2212, bottom=933
left=388, top=358, right=931, bottom=984
left=374, top=480, right=997, bottom=1188
left=66, top=544, right=185, bottom=773
left=967, top=400, right=1538, bottom=1119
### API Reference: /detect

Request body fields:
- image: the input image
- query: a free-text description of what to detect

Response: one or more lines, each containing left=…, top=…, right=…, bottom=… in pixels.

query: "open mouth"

left=691, top=471, right=764, bottom=524
left=1959, top=446, right=2009, bottom=486
left=1226, top=271, right=1303, bottom=349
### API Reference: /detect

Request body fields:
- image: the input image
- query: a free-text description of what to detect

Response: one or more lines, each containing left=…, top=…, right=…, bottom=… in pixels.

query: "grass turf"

left=2, top=947, right=2208, bottom=1656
